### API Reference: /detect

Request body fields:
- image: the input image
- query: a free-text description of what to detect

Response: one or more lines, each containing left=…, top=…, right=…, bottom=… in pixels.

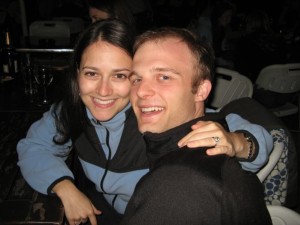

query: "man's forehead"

left=134, top=38, right=189, bottom=60
left=139, top=37, right=183, bottom=48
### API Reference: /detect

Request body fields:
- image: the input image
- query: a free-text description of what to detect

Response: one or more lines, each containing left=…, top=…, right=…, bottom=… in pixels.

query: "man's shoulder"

left=199, top=112, right=229, bottom=131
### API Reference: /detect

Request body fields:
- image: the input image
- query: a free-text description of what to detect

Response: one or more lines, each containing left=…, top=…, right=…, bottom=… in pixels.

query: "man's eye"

left=159, top=75, right=170, bottom=80
left=130, top=77, right=142, bottom=85
left=129, top=75, right=141, bottom=84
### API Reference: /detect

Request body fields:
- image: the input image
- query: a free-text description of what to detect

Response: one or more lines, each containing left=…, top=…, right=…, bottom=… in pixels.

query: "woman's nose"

left=96, top=79, right=112, bottom=96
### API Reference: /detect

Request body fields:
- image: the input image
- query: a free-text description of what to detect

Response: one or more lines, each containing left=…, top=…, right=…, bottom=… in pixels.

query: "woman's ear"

left=195, top=79, right=212, bottom=102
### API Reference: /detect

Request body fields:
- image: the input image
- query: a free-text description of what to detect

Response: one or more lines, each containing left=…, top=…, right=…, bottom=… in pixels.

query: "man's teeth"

left=141, top=107, right=164, bottom=112
left=94, top=99, right=114, bottom=104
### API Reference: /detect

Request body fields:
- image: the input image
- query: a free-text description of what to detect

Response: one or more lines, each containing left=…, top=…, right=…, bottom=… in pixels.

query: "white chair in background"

left=220, top=98, right=291, bottom=206
left=208, top=67, right=253, bottom=109
left=255, top=63, right=300, bottom=117
left=29, top=20, right=70, bottom=47
left=53, top=17, right=85, bottom=34
left=257, top=128, right=289, bottom=206
left=256, top=129, right=285, bottom=183
left=267, top=205, right=300, bottom=225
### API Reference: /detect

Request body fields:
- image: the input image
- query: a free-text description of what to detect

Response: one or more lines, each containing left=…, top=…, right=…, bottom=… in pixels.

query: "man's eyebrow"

left=151, top=67, right=181, bottom=75
left=129, top=71, right=138, bottom=78
left=129, top=67, right=181, bottom=78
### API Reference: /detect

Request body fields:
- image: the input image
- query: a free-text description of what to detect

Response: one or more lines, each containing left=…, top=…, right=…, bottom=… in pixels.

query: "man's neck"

left=143, top=113, right=227, bottom=169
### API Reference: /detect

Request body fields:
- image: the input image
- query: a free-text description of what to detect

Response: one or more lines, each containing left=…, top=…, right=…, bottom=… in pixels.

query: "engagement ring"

left=212, top=136, right=220, bottom=145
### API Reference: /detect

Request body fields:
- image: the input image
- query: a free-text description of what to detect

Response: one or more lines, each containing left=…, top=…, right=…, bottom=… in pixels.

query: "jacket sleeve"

left=225, top=113, right=273, bottom=172
left=17, top=105, right=74, bottom=195
left=222, top=158, right=272, bottom=224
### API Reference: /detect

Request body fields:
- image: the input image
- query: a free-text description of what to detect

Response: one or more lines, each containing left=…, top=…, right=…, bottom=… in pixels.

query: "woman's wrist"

left=52, top=179, right=76, bottom=199
left=235, top=131, right=256, bottom=161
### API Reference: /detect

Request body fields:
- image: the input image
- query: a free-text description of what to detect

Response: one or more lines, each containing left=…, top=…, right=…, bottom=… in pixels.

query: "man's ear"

left=195, top=79, right=212, bottom=102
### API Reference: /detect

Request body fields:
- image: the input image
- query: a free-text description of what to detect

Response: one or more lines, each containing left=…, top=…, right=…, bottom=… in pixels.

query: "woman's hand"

left=178, top=121, right=249, bottom=158
left=53, top=180, right=102, bottom=225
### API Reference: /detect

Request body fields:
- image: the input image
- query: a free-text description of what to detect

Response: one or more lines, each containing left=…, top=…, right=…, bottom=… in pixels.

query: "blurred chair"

left=208, top=67, right=253, bottom=109
left=267, top=205, right=300, bottom=225
left=257, top=129, right=289, bottom=206
left=220, top=97, right=298, bottom=207
left=53, top=17, right=85, bottom=35
left=255, top=63, right=300, bottom=117
left=29, top=20, right=70, bottom=47
left=256, top=129, right=285, bottom=183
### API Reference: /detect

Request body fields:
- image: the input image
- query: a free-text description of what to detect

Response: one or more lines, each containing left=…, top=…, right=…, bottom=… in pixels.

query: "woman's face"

left=89, top=7, right=110, bottom=23
left=78, top=40, right=132, bottom=122
left=219, top=9, right=233, bottom=27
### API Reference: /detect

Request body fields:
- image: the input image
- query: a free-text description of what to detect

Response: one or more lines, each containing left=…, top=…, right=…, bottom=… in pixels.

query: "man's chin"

left=139, top=123, right=155, bottom=133
left=138, top=123, right=161, bottom=134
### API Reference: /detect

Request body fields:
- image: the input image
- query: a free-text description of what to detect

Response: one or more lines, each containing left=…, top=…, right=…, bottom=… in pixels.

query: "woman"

left=87, top=0, right=135, bottom=28
left=17, top=19, right=272, bottom=225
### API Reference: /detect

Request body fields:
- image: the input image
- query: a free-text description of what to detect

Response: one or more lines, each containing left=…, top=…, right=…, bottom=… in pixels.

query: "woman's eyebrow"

left=81, top=66, right=98, bottom=70
left=81, top=67, right=131, bottom=72
left=113, top=68, right=132, bottom=72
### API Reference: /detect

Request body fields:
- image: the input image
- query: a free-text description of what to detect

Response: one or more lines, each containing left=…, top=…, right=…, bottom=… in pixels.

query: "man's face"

left=130, top=38, right=202, bottom=133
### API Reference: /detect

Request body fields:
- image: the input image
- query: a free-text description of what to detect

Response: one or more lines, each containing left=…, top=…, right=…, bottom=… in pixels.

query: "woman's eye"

left=114, top=73, right=128, bottom=79
left=85, top=71, right=97, bottom=77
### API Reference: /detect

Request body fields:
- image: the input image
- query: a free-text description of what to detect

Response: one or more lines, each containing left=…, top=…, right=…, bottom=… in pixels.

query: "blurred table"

left=0, top=60, right=66, bottom=224
left=17, top=48, right=73, bottom=74
left=16, top=48, right=73, bottom=53
left=0, top=110, right=65, bottom=224
left=0, top=47, right=69, bottom=112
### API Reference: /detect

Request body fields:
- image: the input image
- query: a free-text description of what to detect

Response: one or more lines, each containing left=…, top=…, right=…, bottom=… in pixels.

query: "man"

left=121, top=27, right=272, bottom=225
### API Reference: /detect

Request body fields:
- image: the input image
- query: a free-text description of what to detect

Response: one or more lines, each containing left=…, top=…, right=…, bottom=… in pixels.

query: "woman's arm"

left=178, top=113, right=273, bottom=172
left=53, top=179, right=101, bottom=225
left=17, top=105, right=73, bottom=194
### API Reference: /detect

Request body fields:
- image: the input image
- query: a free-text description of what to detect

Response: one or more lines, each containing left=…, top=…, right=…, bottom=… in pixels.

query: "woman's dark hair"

left=210, top=0, right=236, bottom=26
left=87, top=0, right=135, bottom=30
left=52, top=18, right=135, bottom=144
left=245, top=10, right=272, bottom=33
